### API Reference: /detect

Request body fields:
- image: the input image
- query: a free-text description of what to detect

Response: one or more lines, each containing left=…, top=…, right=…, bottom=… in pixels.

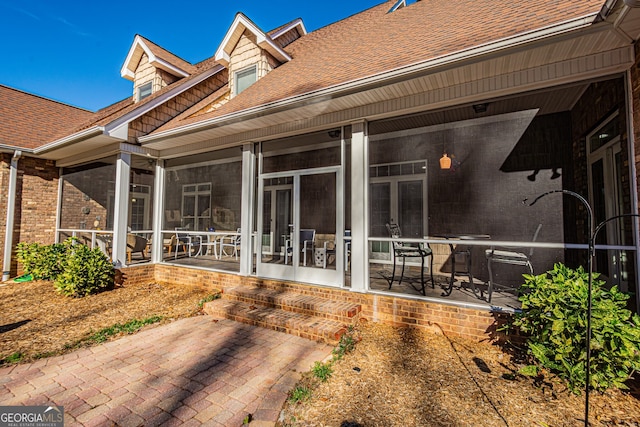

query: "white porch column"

left=151, top=159, right=165, bottom=263
left=2, top=151, right=22, bottom=282
left=111, top=153, right=131, bottom=267
left=240, top=143, right=256, bottom=276
left=350, top=121, right=368, bottom=292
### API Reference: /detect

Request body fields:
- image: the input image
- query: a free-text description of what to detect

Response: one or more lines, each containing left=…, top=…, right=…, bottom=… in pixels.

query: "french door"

left=257, top=166, right=344, bottom=286
left=369, top=172, right=428, bottom=262
left=588, top=112, right=628, bottom=288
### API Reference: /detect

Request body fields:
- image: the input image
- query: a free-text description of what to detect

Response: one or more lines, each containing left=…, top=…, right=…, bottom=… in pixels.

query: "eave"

left=140, top=11, right=609, bottom=151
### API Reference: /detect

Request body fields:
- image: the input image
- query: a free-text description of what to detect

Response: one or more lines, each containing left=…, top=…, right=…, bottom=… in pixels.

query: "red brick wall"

left=124, top=264, right=509, bottom=342
left=0, top=156, right=59, bottom=277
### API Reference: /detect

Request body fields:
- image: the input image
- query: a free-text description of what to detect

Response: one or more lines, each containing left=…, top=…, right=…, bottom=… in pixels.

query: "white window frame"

left=137, top=81, right=153, bottom=101
left=234, top=65, right=257, bottom=96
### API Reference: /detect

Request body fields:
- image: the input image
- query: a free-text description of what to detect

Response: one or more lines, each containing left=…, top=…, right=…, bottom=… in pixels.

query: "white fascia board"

left=270, top=18, right=307, bottom=39
left=0, top=144, right=34, bottom=154
left=214, top=13, right=291, bottom=65
left=34, top=126, right=106, bottom=154
left=151, top=57, right=190, bottom=78
left=105, top=64, right=225, bottom=133
left=121, top=35, right=145, bottom=80
left=140, top=12, right=600, bottom=143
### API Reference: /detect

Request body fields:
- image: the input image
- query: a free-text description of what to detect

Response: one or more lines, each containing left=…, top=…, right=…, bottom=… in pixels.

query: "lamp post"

left=524, top=190, right=593, bottom=427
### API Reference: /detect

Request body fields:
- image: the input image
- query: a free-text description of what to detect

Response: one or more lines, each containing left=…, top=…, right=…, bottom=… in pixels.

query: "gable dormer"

left=214, top=14, right=302, bottom=98
left=121, top=35, right=195, bottom=102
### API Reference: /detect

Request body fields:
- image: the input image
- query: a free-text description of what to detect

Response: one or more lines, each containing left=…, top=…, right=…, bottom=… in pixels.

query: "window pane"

left=236, top=66, right=257, bottom=95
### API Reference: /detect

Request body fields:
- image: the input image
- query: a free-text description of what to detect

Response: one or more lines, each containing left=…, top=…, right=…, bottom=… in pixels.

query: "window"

left=234, top=65, right=257, bottom=95
left=181, top=183, right=211, bottom=231
left=137, top=82, right=153, bottom=101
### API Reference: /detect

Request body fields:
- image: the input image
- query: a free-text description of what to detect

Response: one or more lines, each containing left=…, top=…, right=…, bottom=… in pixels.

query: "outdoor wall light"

left=472, top=103, right=488, bottom=113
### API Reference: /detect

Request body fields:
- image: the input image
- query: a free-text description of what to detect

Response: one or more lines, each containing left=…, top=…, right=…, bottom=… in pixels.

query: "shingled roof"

left=0, top=85, right=93, bottom=150
left=152, top=0, right=605, bottom=134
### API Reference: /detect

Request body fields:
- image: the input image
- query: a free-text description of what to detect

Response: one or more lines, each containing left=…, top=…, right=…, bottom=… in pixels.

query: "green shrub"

left=54, top=242, right=115, bottom=297
left=513, top=263, right=640, bottom=393
left=16, top=241, right=67, bottom=280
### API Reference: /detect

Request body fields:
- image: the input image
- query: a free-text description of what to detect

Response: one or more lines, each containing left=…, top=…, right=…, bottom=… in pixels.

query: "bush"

left=513, top=263, right=640, bottom=393
left=16, top=241, right=67, bottom=280
left=54, top=242, right=115, bottom=297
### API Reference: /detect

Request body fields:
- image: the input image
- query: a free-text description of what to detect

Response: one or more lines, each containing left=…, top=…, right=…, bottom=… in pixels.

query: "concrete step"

left=222, top=285, right=361, bottom=323
left=203, top=299, right=349, bottom=345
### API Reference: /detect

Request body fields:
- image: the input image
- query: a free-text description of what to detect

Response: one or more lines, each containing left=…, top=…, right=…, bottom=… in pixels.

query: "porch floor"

left=130, top=253, right=522, bottom=310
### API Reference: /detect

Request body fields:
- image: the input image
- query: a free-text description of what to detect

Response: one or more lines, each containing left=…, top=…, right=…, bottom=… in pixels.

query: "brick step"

left=203, top=299, right=349, bottom=345
left=222, top=285, right=361, bottom=323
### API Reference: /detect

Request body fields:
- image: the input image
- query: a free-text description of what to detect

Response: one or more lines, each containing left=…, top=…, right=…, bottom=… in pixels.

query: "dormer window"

left=137, top=82, right=153, bottom=101
left=235, top=65, right=257, bottom=95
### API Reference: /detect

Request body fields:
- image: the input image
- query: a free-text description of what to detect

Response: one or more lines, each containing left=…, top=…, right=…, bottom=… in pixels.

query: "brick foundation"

left=121, top=264, right=511, bottom=342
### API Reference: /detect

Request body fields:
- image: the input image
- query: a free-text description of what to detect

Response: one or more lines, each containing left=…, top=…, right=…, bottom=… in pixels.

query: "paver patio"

left=0, top=316, right=333, bottom=426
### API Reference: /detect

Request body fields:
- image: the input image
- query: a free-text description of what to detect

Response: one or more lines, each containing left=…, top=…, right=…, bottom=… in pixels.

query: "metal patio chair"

left=485, top=223, right=542, bottom=302
left=386, top=223, right=434, bottom=295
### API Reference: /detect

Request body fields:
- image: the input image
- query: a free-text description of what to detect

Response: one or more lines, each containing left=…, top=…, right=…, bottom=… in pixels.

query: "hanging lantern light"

left=440, top=152, right=451, bottom=169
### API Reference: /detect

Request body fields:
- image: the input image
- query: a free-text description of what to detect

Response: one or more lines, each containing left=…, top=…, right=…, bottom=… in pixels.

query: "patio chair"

left=485, top=223, right=542, bottom=303
left=126, top=234, right=148, bottom=263
left=285, top=229, right=316, bottom=266
left=323, top=230, right=351, bottom=270
left=386, top=223, right=434, bottom=295
left=220, top=228, right=241, bottom=260
left=174, top=227, right=199, bottom=259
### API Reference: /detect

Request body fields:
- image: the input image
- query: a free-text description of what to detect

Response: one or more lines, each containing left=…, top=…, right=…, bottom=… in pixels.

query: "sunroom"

left=63, top=72, right=623, bottom=314
left=53, top=1, right=640, bottom=314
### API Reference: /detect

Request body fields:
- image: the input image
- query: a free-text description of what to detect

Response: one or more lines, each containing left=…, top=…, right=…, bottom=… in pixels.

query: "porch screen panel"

left=59, top=159, right=116, bottom=233
left=398, top=180, right=423, bottom=238
left=299, top=173, right=337, bottom=270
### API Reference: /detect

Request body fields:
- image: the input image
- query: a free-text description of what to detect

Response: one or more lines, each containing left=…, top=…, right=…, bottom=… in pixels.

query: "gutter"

left=140, top=12, right=600, bottom=143
left=2, top=150, right=22, bottom=282
left=34, top=126, right=105, bottom=155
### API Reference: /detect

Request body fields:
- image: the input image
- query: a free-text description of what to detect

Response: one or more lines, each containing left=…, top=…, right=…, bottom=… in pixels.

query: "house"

left=3, top=0, right=640, bottom=340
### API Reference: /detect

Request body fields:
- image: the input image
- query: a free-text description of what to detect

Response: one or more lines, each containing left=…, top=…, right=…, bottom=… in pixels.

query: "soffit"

left=142, top=23, right=631, bottom=157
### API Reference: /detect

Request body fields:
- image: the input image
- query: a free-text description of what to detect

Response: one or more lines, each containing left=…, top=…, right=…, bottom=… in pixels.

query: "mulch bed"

left=2, top=280, right=640, bottom=426
left=0, top=279, right=212, bottom=364
left=279, top=321, right=640, bottom=427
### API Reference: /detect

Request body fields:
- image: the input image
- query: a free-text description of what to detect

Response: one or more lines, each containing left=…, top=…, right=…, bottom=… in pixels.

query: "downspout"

left=2, top=151, right=22, bottom=282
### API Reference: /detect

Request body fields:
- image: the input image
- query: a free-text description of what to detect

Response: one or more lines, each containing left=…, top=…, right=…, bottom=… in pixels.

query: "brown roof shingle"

left=0, top=85, right=93, bottom=150
left=153, top=0, right=604, bottom=133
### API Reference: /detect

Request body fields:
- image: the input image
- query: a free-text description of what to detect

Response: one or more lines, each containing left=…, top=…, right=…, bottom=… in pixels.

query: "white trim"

left=214, top=13, right=292, bottom=67
left=141, top=14, right=602, bottom=144
left=35, top=126, right=105, bottom=154
left=121, top=35, right=191, bottom=81
left=107, top=65, right=225, bottom=132
left=269, top=18, right=307, bottom=39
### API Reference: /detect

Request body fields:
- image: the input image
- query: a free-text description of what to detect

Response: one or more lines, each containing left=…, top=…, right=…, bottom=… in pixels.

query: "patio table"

left=191, top=231, right=237, bottom=258
left=431, top=234, right=490, bottom=299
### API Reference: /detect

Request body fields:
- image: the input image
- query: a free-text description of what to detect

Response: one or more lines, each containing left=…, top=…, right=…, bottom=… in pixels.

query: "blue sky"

left=0, top=0, right=382, bottom=111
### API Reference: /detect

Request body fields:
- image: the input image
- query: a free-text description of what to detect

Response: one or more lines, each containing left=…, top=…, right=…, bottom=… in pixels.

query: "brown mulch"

left=0, top=279, right=212, bottom=363
left=2, top=280, right=639, bottom=426
left=279, top=322, right=640, bottom=427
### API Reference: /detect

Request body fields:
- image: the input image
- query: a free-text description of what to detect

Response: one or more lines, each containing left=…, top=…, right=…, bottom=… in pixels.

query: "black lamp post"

left=524, top=190, right=594, bottom=427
